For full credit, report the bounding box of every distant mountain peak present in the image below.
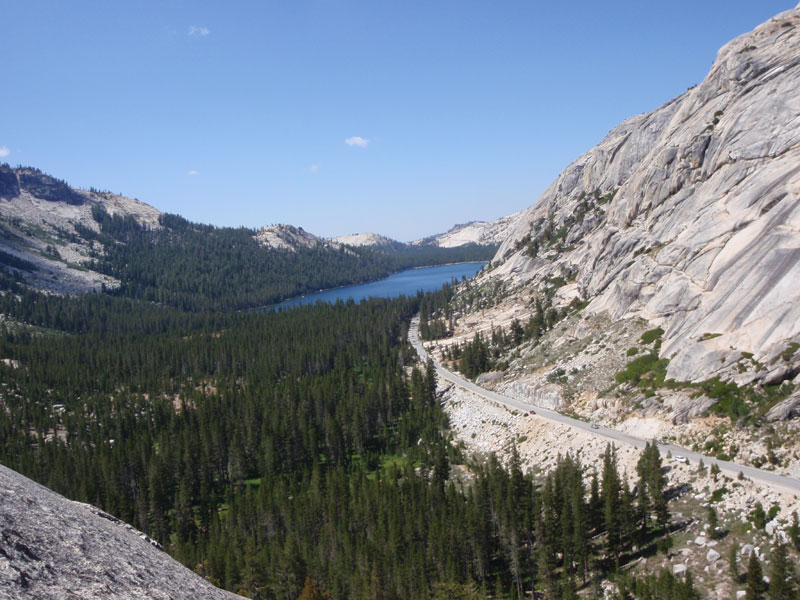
[330,232,403,249]
[254,223,342,251]
[413,210,524,248]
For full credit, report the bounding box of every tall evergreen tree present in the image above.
[602,445,622,566]
[746,551,767,600]
[768,541,794,600]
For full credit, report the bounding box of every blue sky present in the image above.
[2,1,795,241]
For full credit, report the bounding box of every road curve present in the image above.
[409,316,800,497]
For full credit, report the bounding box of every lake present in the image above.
[273,262,486,310]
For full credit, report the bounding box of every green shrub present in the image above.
[547,367,567,385]
[640,327,665,345]
[626,347,639,356]
[710,487,728,503]
[698,377,749,420]
[767,504,780,521]
[699,332,722,341]
[616,353,669,388]
[750,502,767,529]
[781,342,799,362]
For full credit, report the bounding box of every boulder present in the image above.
[500,381,564,410]
[706,549,721,563]
[765,392,800,421]
[476,371,505,384]
[673,564,688,577]
[766,519,779,536]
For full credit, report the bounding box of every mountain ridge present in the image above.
[0,165,503,298]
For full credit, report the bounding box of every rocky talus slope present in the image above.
[487,4,800,386]
[0,463,243,600]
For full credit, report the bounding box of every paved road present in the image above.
[409,316,800,497]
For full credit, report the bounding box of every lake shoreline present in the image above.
[269,261,486,311]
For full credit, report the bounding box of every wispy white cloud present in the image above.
[308,164,319,173]
[345,136,370,148]
[0,146,10,158]
[187,169,199,175]
[188,25,210,37]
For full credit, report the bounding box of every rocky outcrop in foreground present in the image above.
[0,463,242,600]
[488,4,800,385]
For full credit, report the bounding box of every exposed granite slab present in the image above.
[488,5,800,384]
[0,463,243,600]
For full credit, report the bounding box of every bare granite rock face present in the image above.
[0,166,162,294]
[329,231,404,249]
[765,390,800,421]
[486,5,800,385]
[0,463,243,600]
[254,223,343,251]
[413,210,526,248]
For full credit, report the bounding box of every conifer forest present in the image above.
[0,258,730,600]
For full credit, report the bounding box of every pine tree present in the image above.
[588,473,602,533]
[536,480,558,599]
[602,444,622,566]
[788,512,800,551]
[562,572,579,600]
[768,540,794,600]
[706,505,721,541]
[619,478,636,550]
[240,537,268,600]
[276,534,305,600]
[729,542,740,584]
[635,441,668,533]
[751,502,767,530]
[745,551,766,600]
[433,444,450,491]
[297,576,328,600]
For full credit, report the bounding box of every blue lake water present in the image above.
[273,262,486,310]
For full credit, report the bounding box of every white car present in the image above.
[674,455,688,464]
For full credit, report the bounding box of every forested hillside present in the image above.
[80,209,494,311]
[0,164,494,308]
[0,277,703,600]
